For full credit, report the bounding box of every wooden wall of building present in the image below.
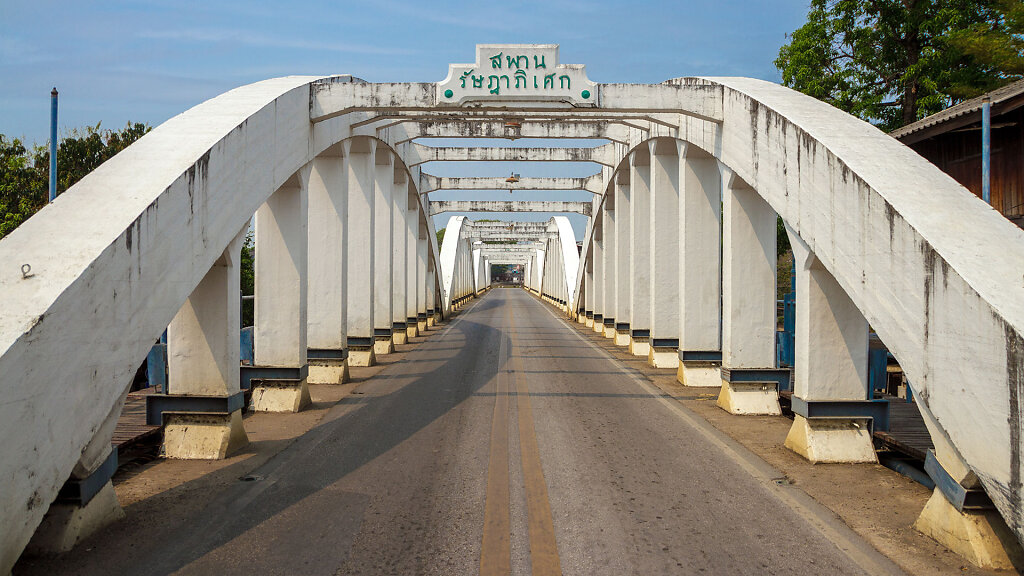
[908,107,1024,226]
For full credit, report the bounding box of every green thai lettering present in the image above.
[559,75,571,89]
[460,70,474,89]
[489,53,503,69]
[543,73,556,89]
[488,75,510,95]
[506,55,529,70]
[534,55,546,69]
[472,75,484,88]
[514,69,527,88]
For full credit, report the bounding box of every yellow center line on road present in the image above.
[480,295,562,576]
[509,303,564,576]
[481,304,512,576]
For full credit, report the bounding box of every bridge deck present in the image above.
[24,289,909,575]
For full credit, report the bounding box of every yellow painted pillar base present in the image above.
[392,329,408,346]
[915,488,1024,570]
[614,330,631,347]
[676,363,721,387]
[348,347,375,367]
[26,481,124,554]
[164,410,248,460]
[584,317,594,328]
[784,415,876,463]
[603,325,616,339]
[250,379,311,413]
[716,380,781,416]
[629,337,650,357]
[648,348,679,369]
[374,336,395,356]
[308,359,349,384]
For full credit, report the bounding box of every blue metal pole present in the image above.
[49,87,58,202]
[982,96,991,205]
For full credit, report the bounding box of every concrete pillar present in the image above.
[676,147,723,387]
[601,195,616,338]
[613,172,632,345]
[591,215,605,334]
[717,170,781,416]
[783,231,876,463]
[584,248,595,327]
[416,223,428,332]
[427,258,438,326]
[373,148,395,356]
[345,138,376,366]
[406,187,421,338]
[648,139,681,368]
[391,166,409,346]
[26,389,128,554]
[629,148,652,356]
[252,166,311,412]
[307,148,349,385]
[163,229,249,458]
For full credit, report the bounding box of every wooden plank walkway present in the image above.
[111,387,160,450]
[873,394,934,462]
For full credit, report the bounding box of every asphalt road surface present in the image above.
[26,288,905,575]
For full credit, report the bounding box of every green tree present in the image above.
[949,0,1024,76]
[776,0,1021,131]
[0,122,151,239]
[436,227,446,247]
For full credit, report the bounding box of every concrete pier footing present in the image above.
[677,362,721,387]
[648,347,678,369]
[374,336,395,356]
[629,336,650,357]
[915,489,1024,570]
[164,410,248,460]
[25,481,124,555]
[392,327,408,346]
[716,380,781,416]
[614,329,630,347]
[307,359,349,385]
[250,379,311,412]
[348,347,375,367]
[783,415,876,463]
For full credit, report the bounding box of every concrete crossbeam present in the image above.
[406,143,616,166]
[420,174,602,195]
[429,200,592,217]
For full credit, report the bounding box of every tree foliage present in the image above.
[0,122,151,238]
[776,0,1022,131]
[948,0,1024,77]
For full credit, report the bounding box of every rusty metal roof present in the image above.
[890,78,1024,144]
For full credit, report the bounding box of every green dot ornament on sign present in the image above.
[444,89,454,98]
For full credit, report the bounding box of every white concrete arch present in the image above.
[572,78,1024,547]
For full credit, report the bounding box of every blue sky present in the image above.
[0,0,810,236]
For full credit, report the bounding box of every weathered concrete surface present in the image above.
[429,200,592,217]
[914,489,1024,570]
[163,411,248,460]
[24,482,124,555]
[784,415,877,464]
[420,174,602,195]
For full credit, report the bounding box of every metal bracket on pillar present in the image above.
[374,328,393,338]
[55,449,118,506]
[616,322,630,332]
[679,350,722,364]
[651,338,679,349]
[593,314,604,323]
[924,450,995,511]
[721,367,792,392]
[585,311,594,319]
[603,317,615,327]
[631,329,649,338]
[308,349,349,361]
[789,396,890,433]
[392,321,408,330]
[240,364,309,391]
[145,391,247,426]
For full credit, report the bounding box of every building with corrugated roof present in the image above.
[891,79,1024,227]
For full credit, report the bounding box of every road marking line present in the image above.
[509,302,563,576]
[537,297,905,576]
[481,296,512,576]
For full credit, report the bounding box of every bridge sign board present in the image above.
[437,44,598,107]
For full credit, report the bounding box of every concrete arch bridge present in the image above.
[2,44,1023,573]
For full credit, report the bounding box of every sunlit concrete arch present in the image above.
[0,75,447,570]
[571,77,1024,550]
